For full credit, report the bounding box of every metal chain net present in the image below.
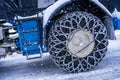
[48,11,108,73]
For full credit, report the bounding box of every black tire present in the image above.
[48,11,108,73]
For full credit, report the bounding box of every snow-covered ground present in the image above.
[0,31,120,80]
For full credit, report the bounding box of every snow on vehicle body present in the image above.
[0,0,119,73]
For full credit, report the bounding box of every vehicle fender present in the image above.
[43,0,115,40]
[43,0,111,27]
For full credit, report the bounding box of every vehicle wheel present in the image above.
[48,11,108,73]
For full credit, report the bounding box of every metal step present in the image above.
[22,29,38,33]
[23,42,39,46]
[16,18,43,59]
[26,54,42,60]
[24,44,42,60]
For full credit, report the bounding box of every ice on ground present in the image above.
[0,31,120,80]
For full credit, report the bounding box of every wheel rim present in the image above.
[66,30,95,58]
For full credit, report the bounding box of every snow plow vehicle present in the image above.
[0,0,120,73]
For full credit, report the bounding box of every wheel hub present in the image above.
[66,30,95,58]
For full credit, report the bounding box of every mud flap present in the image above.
[104,16,116,40]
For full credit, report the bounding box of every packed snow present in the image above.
[14,13,43,20]
[0,30,120,80]
[3,22,13,27]
[112,8,120,19]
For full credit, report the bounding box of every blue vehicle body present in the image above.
[14,19,48,57]
[113,18,120,30]
[17,20,42,56]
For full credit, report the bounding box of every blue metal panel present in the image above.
[17,20,42,56]
[23,32,39,43]
[23,44,40,55]
[118,20,120,30]
[21,21,37,31]
[113,18,120,30]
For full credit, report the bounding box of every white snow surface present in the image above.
[3,22,13,27]
[112,8,120,19]
[14,13,43,20]
[0,30,120,80]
